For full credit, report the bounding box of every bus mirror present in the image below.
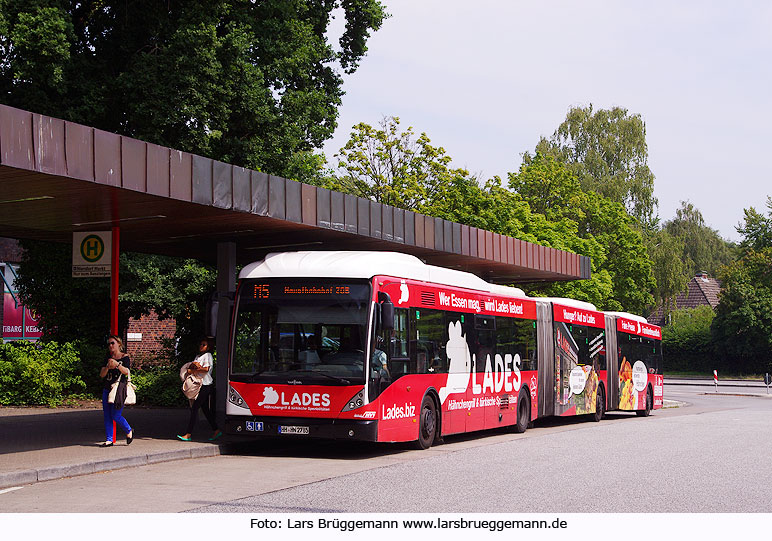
[378,292,394,331]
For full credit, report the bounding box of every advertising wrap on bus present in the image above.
[615,316,663,411]
[226,251,663,449]
[551,303,605,417]
[616,316,662,340]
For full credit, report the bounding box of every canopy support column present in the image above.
[215,241,236,431]
[110,226,120,335]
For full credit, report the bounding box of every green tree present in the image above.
[711,248,772,373]
[15,239,113,346]
[328,116,465,210]
[329,119,654,314]
[661,305,715,372]
[525,104,657,226]
[663,201,735,277]
[509,155,655,314]
[710,197,772,373]
[119,254,216,361]
[736,196,772,252]
[0,0,387,182]
[15,240,215,361]
[646,228,689,315]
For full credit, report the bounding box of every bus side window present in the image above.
[386,308,410,378]
[390,308,409,358]
[475,315,496,372]
[412,309,447,374]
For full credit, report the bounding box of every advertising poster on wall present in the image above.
[2,292,42,340]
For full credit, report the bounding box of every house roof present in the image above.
[648,273,722,325]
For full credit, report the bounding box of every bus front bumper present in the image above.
[225,416,378,442]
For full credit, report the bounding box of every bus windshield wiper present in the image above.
[290,370,351,385]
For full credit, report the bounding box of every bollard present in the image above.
[765,373,771,395]
[713,370,718,392]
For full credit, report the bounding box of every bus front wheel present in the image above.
[414,395,437,449]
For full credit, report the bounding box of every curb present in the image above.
[0,443,225,490]
[698,392,772,399]
[662,399,687,408]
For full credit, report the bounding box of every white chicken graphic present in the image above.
[439,321,471,404]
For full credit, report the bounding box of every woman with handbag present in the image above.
[177,337,222,442]
[99,335,133,447]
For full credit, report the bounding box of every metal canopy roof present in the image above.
[0,104,590,284]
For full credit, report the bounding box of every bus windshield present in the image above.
[230,279,371,385]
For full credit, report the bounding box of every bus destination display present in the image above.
[251,282,367,300]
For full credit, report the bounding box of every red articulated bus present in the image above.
[225,251,663,448]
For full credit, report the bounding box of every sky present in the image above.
[322,1,772,242]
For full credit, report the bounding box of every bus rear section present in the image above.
[604,313,664,416]
[533,298,607,422]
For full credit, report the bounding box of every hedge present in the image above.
[0,341,86,406]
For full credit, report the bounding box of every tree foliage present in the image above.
[526,104,657,226]
[509,154,655,313]
[663,201,735,277]
[15,239,112,345]
[327,116,464,210]
[646,228,689,312]
[0,0,387,181]
[328,120,654,314]
[4,1,386,367]
[736,196,772,252]
[660,306,715,372]
[709,197,772,373]
[15,240,215,360]
[711,248,772,372]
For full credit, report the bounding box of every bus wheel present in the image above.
[514,392,530,433]
[414,395,437,449]
[592,386,605,422]
[637,386,653,417]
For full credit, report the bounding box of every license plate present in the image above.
[278,425,309,435]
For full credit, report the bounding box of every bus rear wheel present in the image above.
[592,386,605,422]
[514,392,530,433]
[414,395,437,449]
[636,387,653,417]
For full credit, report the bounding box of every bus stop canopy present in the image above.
[0,104,590,284]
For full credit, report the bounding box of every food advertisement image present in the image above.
[619,358,648,410]
[554,322,599,416]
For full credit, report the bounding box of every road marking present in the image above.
[0,486,23,495]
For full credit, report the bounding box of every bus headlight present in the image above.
[227,385,252,415]
[341,390,365,412]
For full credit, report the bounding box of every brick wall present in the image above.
[126,310,176,364]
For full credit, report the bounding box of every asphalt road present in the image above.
[2,382,772,513]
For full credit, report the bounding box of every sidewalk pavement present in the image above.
[0,404,226,490]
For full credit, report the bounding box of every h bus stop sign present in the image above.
[72,231,111,278]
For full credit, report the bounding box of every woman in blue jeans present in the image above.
[99,335,133,447]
